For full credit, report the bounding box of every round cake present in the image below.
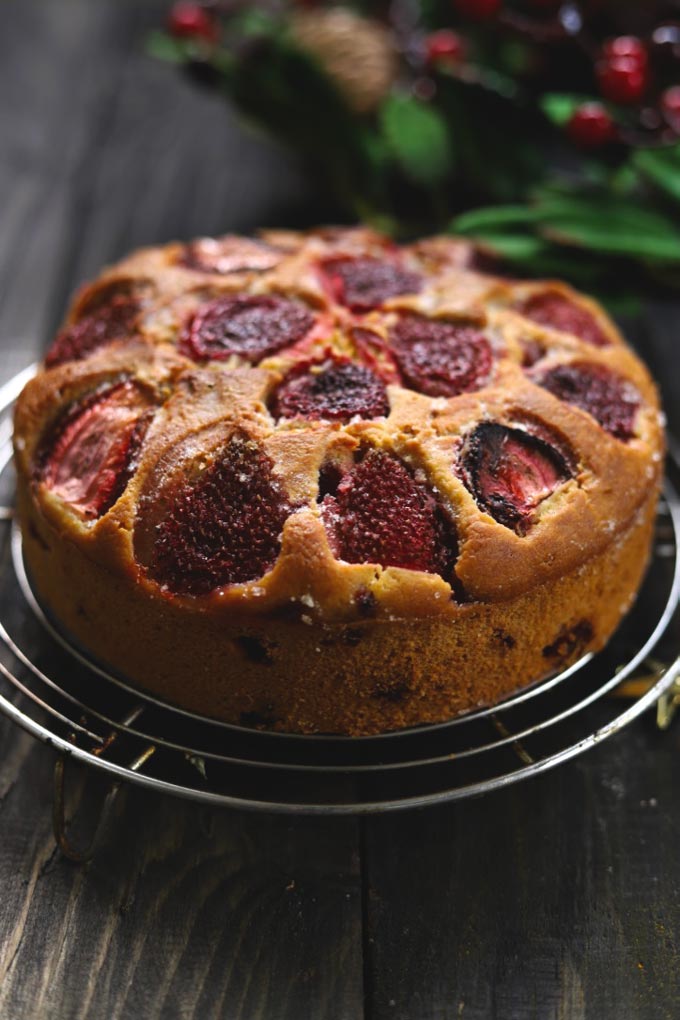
[13,227,664,735]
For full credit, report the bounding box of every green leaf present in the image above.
[449,218,606,284]
[146,30,187,64]
[541,221,680,260]
[540,93,597,127]
[452,204,543,233]
[471,234,547,259]
[230,9,279,38]
[379,94,454,187]
[534,193,680,261]
[633,144,680,205]
[610,163,639,196]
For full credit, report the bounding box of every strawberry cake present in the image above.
[13,227,664,734]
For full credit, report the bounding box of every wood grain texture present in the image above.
[0,717,363,1020]
[0,4,362,1019]
[362,707,680,1020]
[1,2,680,1019]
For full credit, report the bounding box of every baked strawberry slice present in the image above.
[532,361,639,440]
[320,256,423,311]
[516,291,609,347]
[389,314,492,397]
[320,449,457,579]
[178,236,282,275]
[147,432,294,595]
[270,357,389,422]
[180,294,315,364]
[45,289,140,367]
[39,380,154,519]
[460,423,572,534]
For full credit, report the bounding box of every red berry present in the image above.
[321,257,423,312]
[270,357,389,423]
[320,449,457,578]
[661,86,680,130]
[46,286,140,367]
[425,30,466,68]
[566,103,616,148]
[167,3,217,42]
[602,36,648,69]
[597,57,648,105]
[180,294,315,364]
[39,382,154,520]
[517,291,609,347]
[147,432,294,595]
[452,0,502,20]
[389,314,492,398]
[460,423,572,534]
[532,361,640,440]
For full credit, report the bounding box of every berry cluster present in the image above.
[420,4,680,150]
[165,1,680,152]
[568,29,680,148]
[167,2,217,43]
[153,0,680,289]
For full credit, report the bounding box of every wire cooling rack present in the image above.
[1,365,679,857]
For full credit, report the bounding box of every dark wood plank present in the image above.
[362,706,680,1020]
[0,718,363,1020]
[0,0,141,370]
[0,0,323,369]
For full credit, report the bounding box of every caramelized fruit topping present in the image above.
[147,433,293,595]
[39,380,154,519]
[321,256,423,311]
[320,449,457,578]
[45,288,140,367]
[533,361,640,440]
[389,315,492,397]
[516,291,609,347]
[270,357,389,422]
[460,423,572,534]
[180,294,315,364]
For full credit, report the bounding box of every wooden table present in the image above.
[1,4,679,1018]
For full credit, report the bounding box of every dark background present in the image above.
[1,3,680,1018]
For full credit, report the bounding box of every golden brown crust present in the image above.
[12,227,665,734]
[18,472,657,735]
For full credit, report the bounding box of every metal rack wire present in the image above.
[1,365,679,855]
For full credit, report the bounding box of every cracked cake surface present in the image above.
[13,227,664,734]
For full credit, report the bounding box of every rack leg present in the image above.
[657,670,680,730]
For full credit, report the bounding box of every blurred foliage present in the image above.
[151,1,680,298]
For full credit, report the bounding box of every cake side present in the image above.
[17,470,657,734]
